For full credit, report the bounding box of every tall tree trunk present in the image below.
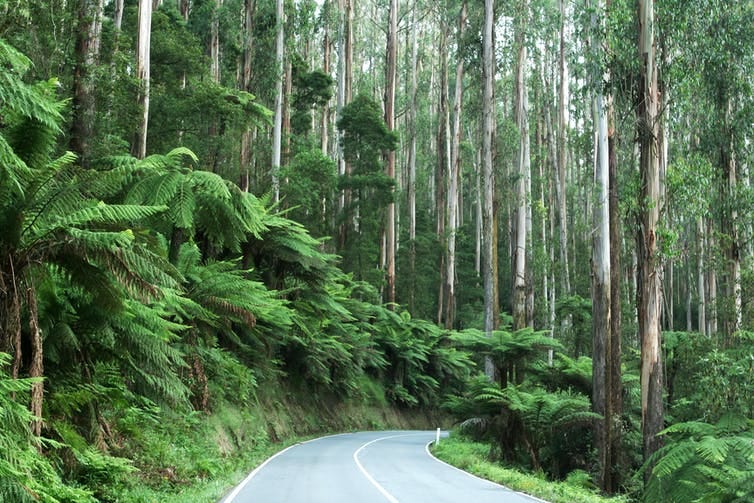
[637,0,664,473]
[210,0,221,83]
[321,0,332,156]
[271,0,284,201]
[384,0,397,307]
[591,0,621,491]
[114,0,124,31]
[436,20,450,325]
[71,0,104,167]
[556,0,571,296]
[707,218,718,335]
[178,0,189,20]
[607,85,622,493]
[512,1,528,332]
[723,98,741,342]
[408,0,418,313]
[482,0,498,379]
[132,0,152,159]
[697,216,706,333]
[591,2,611,488]
[445,1,467,328]
[239,0,256,191]
[336,0,353,249]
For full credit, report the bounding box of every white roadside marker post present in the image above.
[436,428,441,446]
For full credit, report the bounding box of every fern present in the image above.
[645,413,754,502]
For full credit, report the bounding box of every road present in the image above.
[221,430,543,503]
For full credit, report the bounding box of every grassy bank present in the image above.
[431,435,629,503]
[111,381,446,502]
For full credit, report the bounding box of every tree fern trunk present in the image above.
[27,286,43,437]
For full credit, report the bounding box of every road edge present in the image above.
[423,439,549,503]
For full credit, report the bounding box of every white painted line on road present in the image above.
[353,432,427,503]
[222,442,300,503]
[423,440,549,503]
[222,432,353,503]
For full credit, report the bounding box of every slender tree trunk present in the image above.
[436,20,450,325]
[114,0,124,31]
[707,217,717,334]
[239,0,255,191]
[178,0,189,20]
[590,0,612,487]
[210,0,222,82]
[512,1,528,331]
[723,98,741,342]
[557,0,571,296]
[321,0,332,156]
[697,216,706,333]
[27,287,43,437]
[271,0,284,201]
[71,0,104,167]
[383,0,397,307]
[475,143,483,274]
[482,0,498,379]
[607,85,622,493]
[408,0,418,312]
[132,0,152,159]
[336,0,353,249]
[445,1,467,328]
[637,0,664,473]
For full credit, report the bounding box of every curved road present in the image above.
[221,430,542,503]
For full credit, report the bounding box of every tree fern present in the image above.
[644,413,754,502]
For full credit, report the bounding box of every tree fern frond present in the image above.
[165,146,199,163]
[52,203,167,231]
[190,170,232,200]
[0,134,29,194]
[0,72,62,132]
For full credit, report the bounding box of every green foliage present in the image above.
[432,434,628,503]
[279,148,337,238]
[291,55,333,137]
[555,295,593,358]
[444,376,597,477]
[644,414,754,503]
[0,353,97,503]
[452,326,562,384]
[665,331,754,423]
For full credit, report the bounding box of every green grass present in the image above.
[431,435,629,503]
[112,381,445,502]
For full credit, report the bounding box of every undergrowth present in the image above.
[112,379,441,502]
[431,434,630,503]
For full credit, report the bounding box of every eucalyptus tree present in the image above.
[481,0,497,379]
[444,0,468,329]
[588,0,619,490]
[71,0,104,167]
[512,0,530,332]
[133,0,152,159]
[271,0,284,201]
[337,94,398,288]
[637,0,664,470]
[240,0,256,191]
[384,0,398,306]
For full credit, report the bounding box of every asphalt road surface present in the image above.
[221,430,543,503]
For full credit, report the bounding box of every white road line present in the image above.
[353,432,426,503]
[222,432,352,503]
[423,440,549,503]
